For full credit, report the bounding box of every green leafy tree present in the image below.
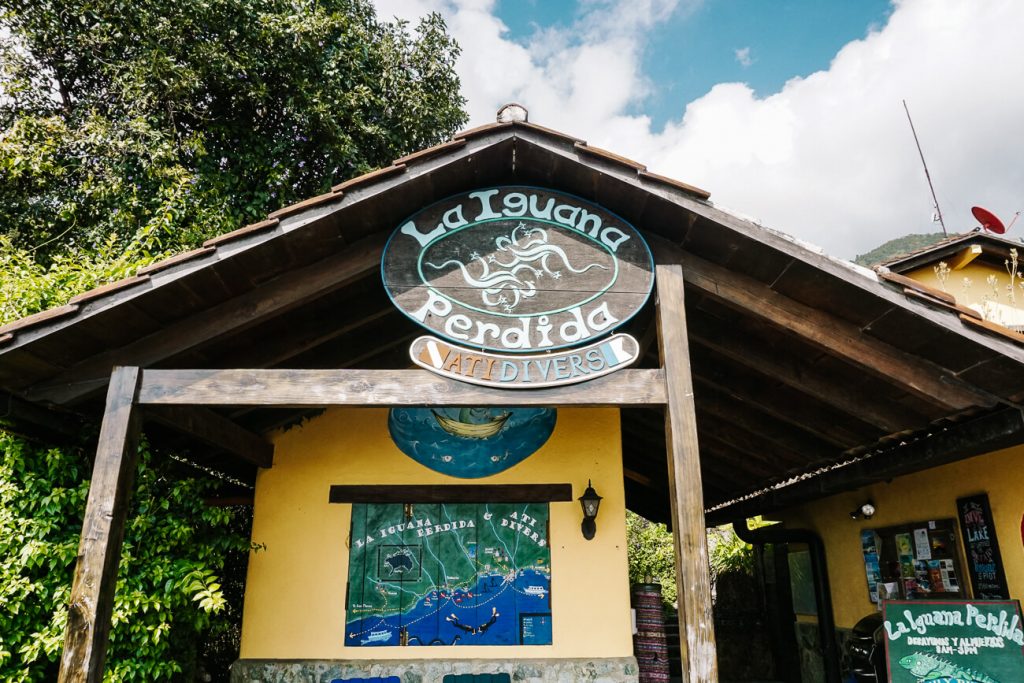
[0,0,466,263]
[625,511,678,607]
[708,517,773,577]
[0,433,253,682]
[0,1,466,679]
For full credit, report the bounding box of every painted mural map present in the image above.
[345,502,552,647]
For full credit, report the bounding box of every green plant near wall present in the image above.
[625,511,678,607]
[0,432,254,681]
[707,517,773,578]
[0,1,467,677]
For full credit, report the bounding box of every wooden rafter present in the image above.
[25,234,387,406]
[690,349,880,448]
[144,405,273,468]
[687,307,930,432]
[674,251,997,412]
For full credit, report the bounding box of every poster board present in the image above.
[957,493,1010,600]
[864,520,964,601]
[882,600,1024,682]
[345,502,552,646]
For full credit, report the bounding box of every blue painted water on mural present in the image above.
[388,407,556,478]
[344,568,551,646]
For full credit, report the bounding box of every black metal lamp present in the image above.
[578,480,603,540]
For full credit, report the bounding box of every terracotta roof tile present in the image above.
[69,275,151,304]
[513,121,585,145]
[903,289,981,319]
[877,270,956,305]
[0,304,79,336]
[392,139,468,166]
[638,169,711,201]
[203,218,280,248]
[137,246,217,275]
[455,121,513,140]
[961,313,1024,345]
[574,142,646,171]
[331,164,407,193]
[267,191,343,220]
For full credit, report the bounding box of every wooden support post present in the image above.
[656,264,718,682]
[58,367,143,683]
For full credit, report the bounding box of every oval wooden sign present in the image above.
[382,186,654,353]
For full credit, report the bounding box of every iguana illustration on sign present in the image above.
[882,600,1024,683]
[382,186,653,355]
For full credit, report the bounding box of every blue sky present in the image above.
[497,0,893,129]
[373,0,1024,258]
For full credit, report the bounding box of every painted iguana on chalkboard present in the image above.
[898,652,998,683]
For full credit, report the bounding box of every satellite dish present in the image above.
[971,206,1006,234]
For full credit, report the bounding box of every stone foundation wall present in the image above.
[231,657,639,683]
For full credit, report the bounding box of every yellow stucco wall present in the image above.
[239,406,633,660]
[778,444,1024,629]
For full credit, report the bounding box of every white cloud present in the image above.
[734,46,753,68]
[374,0,1024,258]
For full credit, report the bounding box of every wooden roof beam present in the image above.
[144,406,273,468]
[687,309,929,432]
[706,406,1024,525]
[690,348,880,448]
[676,251,996,412]
[136,368,668,407]
[23,234,387,406]
[692,383,837,467]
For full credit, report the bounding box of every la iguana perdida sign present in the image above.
[382,186,652,388]
[883,600,1024,682]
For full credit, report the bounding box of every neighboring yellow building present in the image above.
[769,230,1024,678]
[888,231,1024,331]
[779,443,1024,629]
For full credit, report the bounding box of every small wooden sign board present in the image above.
[409,334,640,389]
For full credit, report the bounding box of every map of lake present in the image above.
[345,503,552,646]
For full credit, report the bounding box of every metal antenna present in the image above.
[903,99,947,236]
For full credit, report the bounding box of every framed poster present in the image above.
[957,493,1010,600]
[882,600,1024,682]
[866,520,964,601]
[345,502,552,646]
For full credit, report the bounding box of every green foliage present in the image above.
[0,0,466,264]
[0,3,467,678]
[0,432,253,681]
[853,232,947,267]
[707,517,772,577]
[625,511,677,607]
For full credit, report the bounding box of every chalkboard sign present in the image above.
[882,600,1024,683]
[957,494,1010,600]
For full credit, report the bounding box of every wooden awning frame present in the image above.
[58,264,720,683]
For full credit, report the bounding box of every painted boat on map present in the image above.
[430,408,511,439]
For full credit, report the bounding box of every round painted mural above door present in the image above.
[387,407,557,478]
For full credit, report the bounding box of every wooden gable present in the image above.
[2,121,1024,524]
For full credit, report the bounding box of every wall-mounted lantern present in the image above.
[579,480,603,540]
